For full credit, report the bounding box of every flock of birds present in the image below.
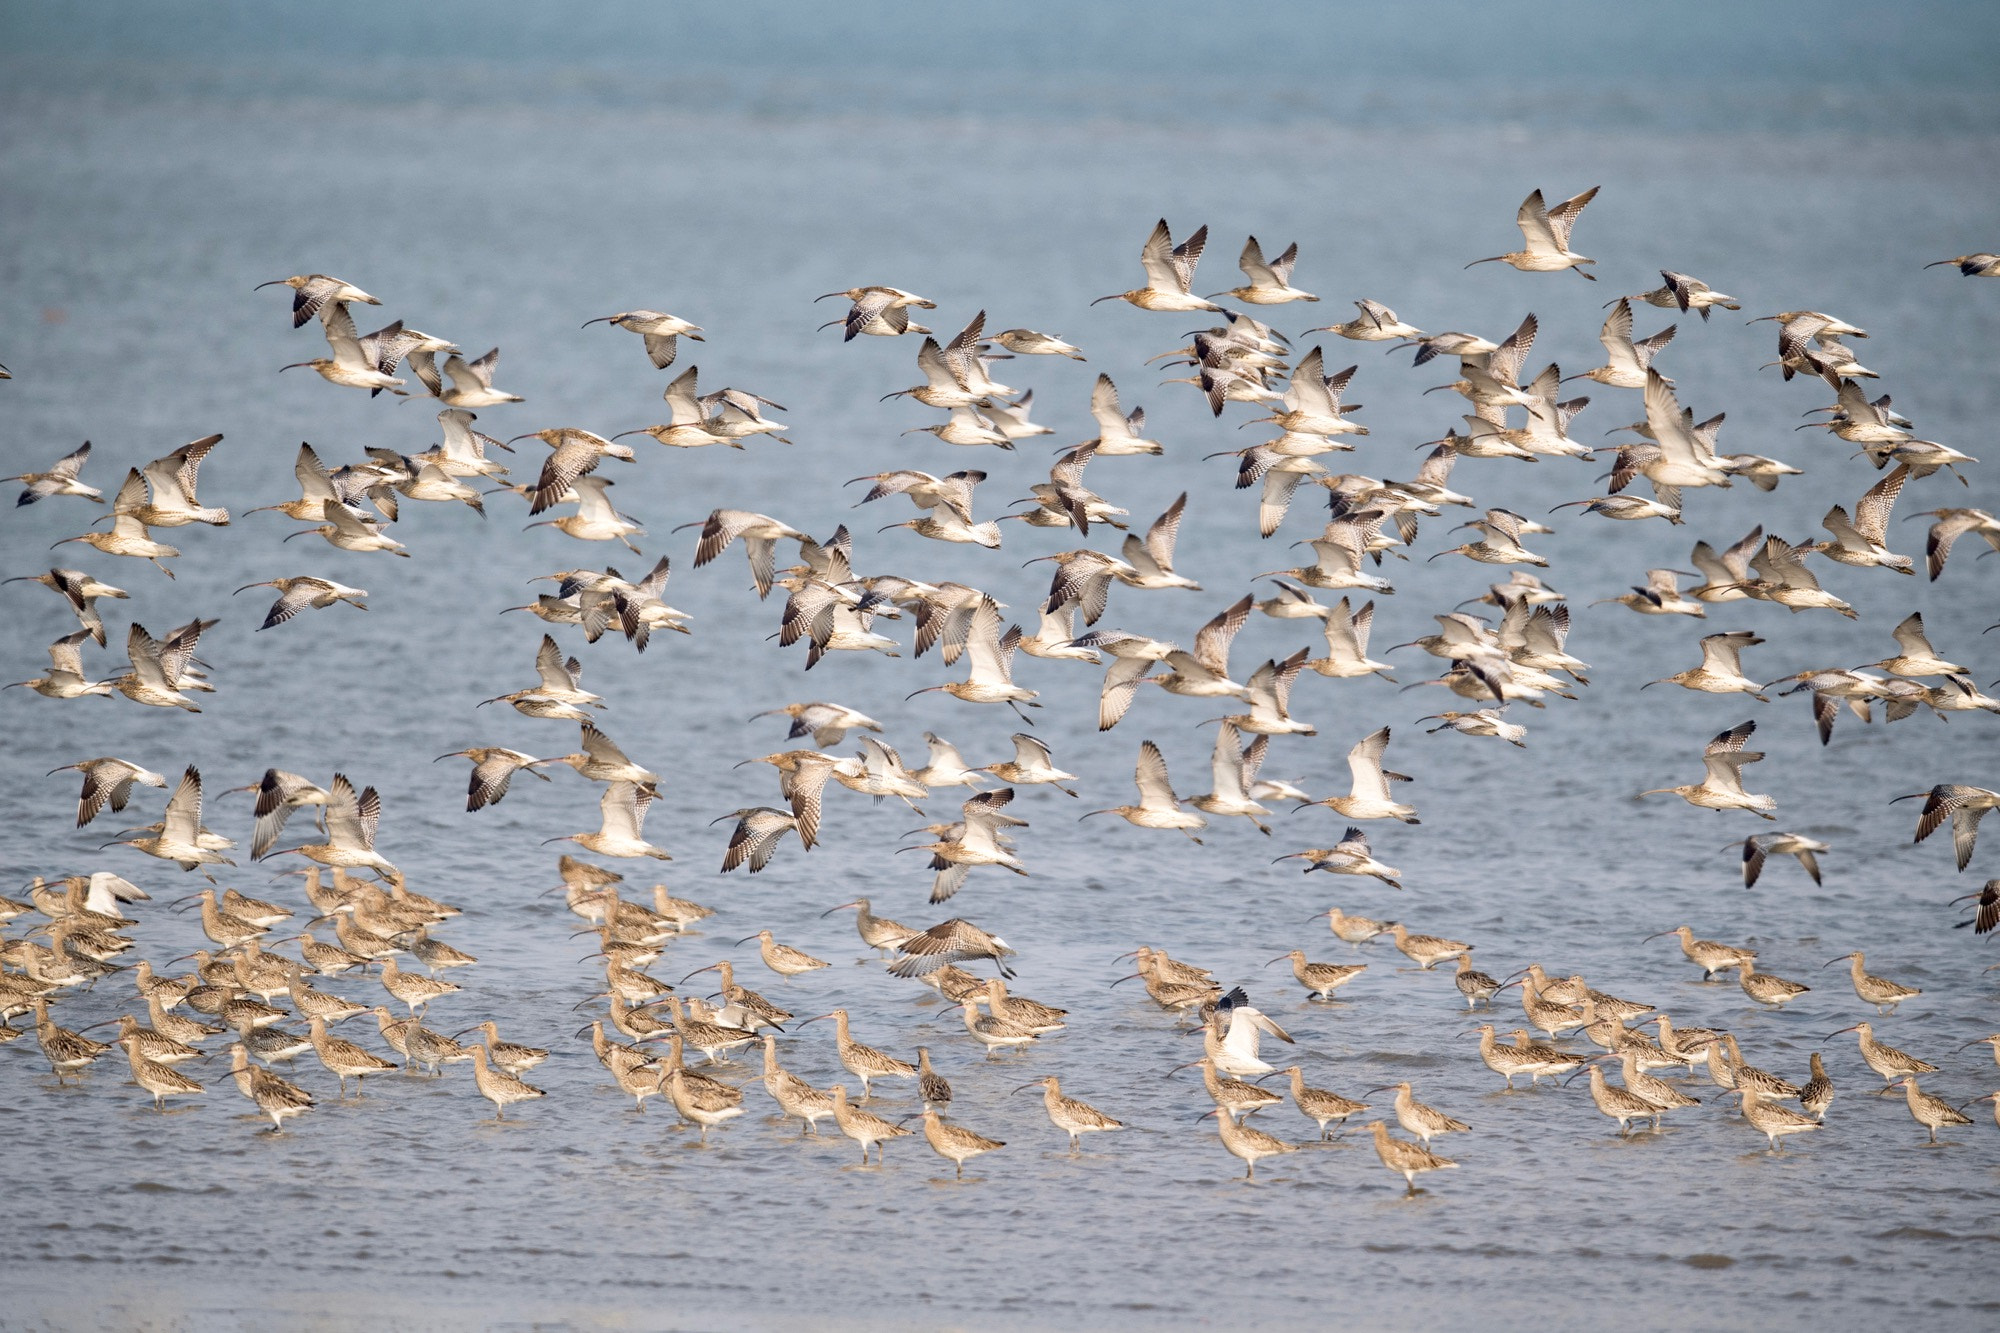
[6,192,2000,1190]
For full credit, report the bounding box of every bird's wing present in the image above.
[1099,657,1155,731]
[1600,299,1637,371]
[1191,594,1251,676]
[1143,492,1187,573]
[323,774,364,848]
[915,337,963,392]
[1544,186,1598,250]
[1851,464,1908,545]
[1237,235,1276,288]
[1346,727,1392,802]
[1699,632,1752,677]
[124,623,169,689]
[1513,188,1558,255]
[962,598,1011,685]
[45,630,89,677]
[1138,218,1180,291]
[1133,740,1177,809]
[661,366,705,424]
[161,767,204,844]
[1087,373,1126,436]
[1891,612,1933,660]
[580,723,632,767]
[1704,719,1757,756]
[1209,723,1250,801]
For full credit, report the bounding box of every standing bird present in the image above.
[1367,1120,1457,1194]
[1200,1107,1298,1180]
[918,1109,1005,1180]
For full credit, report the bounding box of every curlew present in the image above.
[1893,784,2000,871]
[1646,925,1754,980]
[1887,1077,1972,1144]
[1639,719,1775,820]
[1264,950,1366,1001]
[1726,1086,1822,1152]
[919,1109,1005,1180]
[1737,833,1829,888]
[1466,186,1599,278]
[1297,727,1418,824]
[830,1084,911,1164]
[1016,1075,1125,1152]
[801,1010,915,1099]
[1737,959,1810,1008]
[1201,1107,1298,1180]
[1387,923,1469,970]
[1827,1022,1936,1088]
[1368,1120,1457,1194]
[1277,826,1404,889]
[1094,218,1221,312]
[1822,952,1921,1015]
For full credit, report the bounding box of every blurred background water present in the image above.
[3,4,1999,1329]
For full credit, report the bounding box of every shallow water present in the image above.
[3,36,2000,1331]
